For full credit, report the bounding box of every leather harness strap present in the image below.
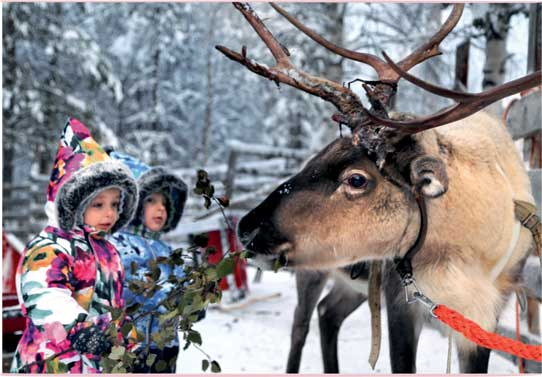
[368,261,382,370]
[366,188,428,369]
[514,200,541,261]
[366,195,538,369]
[394,188,429,285]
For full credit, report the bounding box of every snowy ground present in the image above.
[176,267,534,374]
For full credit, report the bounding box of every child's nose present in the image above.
[106,206,117,218]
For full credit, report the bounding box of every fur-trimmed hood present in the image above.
[110,152,187,233]
[46,118,138,233]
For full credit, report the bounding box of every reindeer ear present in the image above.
[410,155,448,198]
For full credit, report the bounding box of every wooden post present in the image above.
[527,3,541,74]
[224,150,238,200]
[454,39,470,91]
[529,132,541,169]
[523,7,542,356]
[526,4,542,170]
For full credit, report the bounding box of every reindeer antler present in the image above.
[361,53,542,133]
[216,3,469,128]
[216,3,367,130]
[218,3,542,162]
[270,3,464,84]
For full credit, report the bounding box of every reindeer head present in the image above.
[238,136,425,269]
[218,3,541,270]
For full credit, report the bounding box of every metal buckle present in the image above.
[413,291,438,317]
[402,278,419,304]
[402,279,437,317]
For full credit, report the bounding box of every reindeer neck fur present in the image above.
[398,111,533,347]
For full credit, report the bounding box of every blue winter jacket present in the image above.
[108,151,189,350]
[111,226,186,348]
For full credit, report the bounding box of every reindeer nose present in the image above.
[239,227,260,246]
[238,205,263,241]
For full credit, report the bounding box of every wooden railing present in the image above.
[172,140,310,221]
[2,177,49,243]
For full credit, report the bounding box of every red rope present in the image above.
[433,304,542,362]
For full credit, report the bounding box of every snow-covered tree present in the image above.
[2,3,122,182]
[2,2,533,243]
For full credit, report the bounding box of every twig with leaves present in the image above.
[21,169,245,374]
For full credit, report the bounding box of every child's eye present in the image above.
[112,202,120,209]
[92,202,103,208]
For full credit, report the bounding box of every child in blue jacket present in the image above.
[108,152,187,373]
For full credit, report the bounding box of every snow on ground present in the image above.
[177,267,525,374]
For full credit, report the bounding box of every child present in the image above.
[11,118,138,373]
[108,152,188,373]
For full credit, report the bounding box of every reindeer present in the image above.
[286,264,369,373]
[217,3,541,373]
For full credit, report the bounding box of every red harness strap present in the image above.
[433,304,542,362]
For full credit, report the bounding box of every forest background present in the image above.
[3,2,534,242]
[2,2,540,374]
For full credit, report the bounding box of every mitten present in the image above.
[69,325,112,355]
[196,309,206,322]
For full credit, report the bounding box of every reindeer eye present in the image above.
[347,174,367,188]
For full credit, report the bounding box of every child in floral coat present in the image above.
[11,118,138,373]
[109,152,187,373]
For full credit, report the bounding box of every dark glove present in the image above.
[132,347,156,373]
[196,309,206,322]
[69,325,112,355]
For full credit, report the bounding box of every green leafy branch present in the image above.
[24,170,246,373]
[100,169,246,373]
[18,349,73,373]
[99,240,240,372]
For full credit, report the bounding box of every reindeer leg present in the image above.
[317,280,367,373]
[385,268,423,373]
[286,270,328,373]
[458,346,491,373]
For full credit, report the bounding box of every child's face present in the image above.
[83,188,121,232]
[143,192,168,232]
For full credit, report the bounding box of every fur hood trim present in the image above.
[135,167,187,232]
[110,152,187,233]
[47,118,138,232]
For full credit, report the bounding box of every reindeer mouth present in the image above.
[272,242,294,267]
[248,254,279,270]
[238,221,294,267]
[273,241,292,254]
[245,242,294,271]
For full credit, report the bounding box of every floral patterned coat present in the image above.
[10,118,137,373]
[11,226,126,373]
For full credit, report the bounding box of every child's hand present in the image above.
[195,309,206,322]
[69,325,112,355]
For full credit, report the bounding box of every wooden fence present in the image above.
[172,140,310,221]
[2,177,49,243]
